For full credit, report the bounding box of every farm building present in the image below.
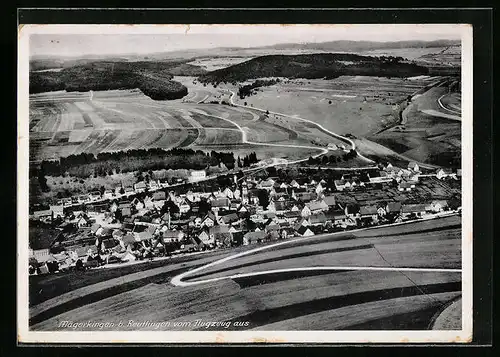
[190,170,206,182]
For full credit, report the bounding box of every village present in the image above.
[28,161,462,276]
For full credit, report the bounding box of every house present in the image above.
[49,205,64,218]
[89,191,101,201]
[309,213,327,226]
[401,204,428,218]
[131,197,144,210]
[436,168,454,180]
[211,198,230,211]
[222,187,234,199]
[296,192,316,202]
[103,190,114,199]
[29,248,51,264]
[344,203,360,218]
[209,225,232,247]
[296,225,314,237]
[386,202,402,215]
[201,212,216,227]
[32,210,53,222]
[143,196,155,209]
[162,230,184,243]
[219,212,239,225]
[283,210,301,223]
[259,179,275,190]
[359,205,379,221]
[120,207,132,218]
[369,171,391,183]
[322,195,337,208]
[198,229,215,246]
[315,183,324,194]
[301,205,312,218]
[148,180,159,190]
[306,200,329,214]
[328,143,339,150]
[428,200,449,213]
[190,170,206,182]
[289,180,300,188]
[237,205,248,214]
[124,186,134,195]
[243,231,267,245]
[398,181,414,192]
[135,225,157,242]
[134,181,147,193]
[408,162,420,172]
[76,214,90,228]
[152,191,166,201]
[90,223,103,236]
[178,198,191,214]
[279,182,289,189]
[334,179,347,191]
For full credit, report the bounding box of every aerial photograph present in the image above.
[25,25,463,334]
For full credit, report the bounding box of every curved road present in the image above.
[171,215,461,287]
[228,90,375,164]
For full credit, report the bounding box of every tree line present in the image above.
[307,149,358,166]
[35,148,241,179]
[238,79,280,99]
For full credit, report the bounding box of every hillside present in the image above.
[29,61,207,100]
[198,53,429,85]
[257,40,461,52]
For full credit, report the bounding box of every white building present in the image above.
[190,170,206,182]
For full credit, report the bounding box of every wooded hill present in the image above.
[198,53,429,85]
[29,61,206,100]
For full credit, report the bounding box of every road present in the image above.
[171,214,461,287]
[229,90,375,164]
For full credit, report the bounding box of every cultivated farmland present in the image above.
[29,87,345,163]
[30,216,461,331]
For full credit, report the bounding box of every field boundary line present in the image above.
[171,214,461,287]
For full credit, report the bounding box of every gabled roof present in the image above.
[283,211,301,218]
[306,200,329,211]
[202,212,216,222]
[297,225,312,235]
[387,202,402,212]
[212,198,230,207]
[244,231,266,241]
[309,213,327,225]
[345,203,360,214]
[401,204,428,213]
[220,212,239,224]
[323,195,337,206]
[359,205,378,216]
[90,223,101,233]
[152,191,166,200]
[163,230,183,239]
[209,225,230,235]
[134,181,147,189]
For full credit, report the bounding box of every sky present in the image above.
[27,24,465,58]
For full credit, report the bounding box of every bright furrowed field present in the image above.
[29,216,461,331]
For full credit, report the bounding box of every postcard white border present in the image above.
[17,24,473,344]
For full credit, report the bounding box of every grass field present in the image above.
[30,216,461,331]
[29,88,335,162]
[230,76,433,138]
[367,85,461,168]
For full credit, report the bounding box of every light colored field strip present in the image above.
[171,215,462,287]
[228,90,374,164]
[437,94,461,116]
[421,109,461,121]
[197,94,210,104]
[173,266,461,287]
[190,107,328,160]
